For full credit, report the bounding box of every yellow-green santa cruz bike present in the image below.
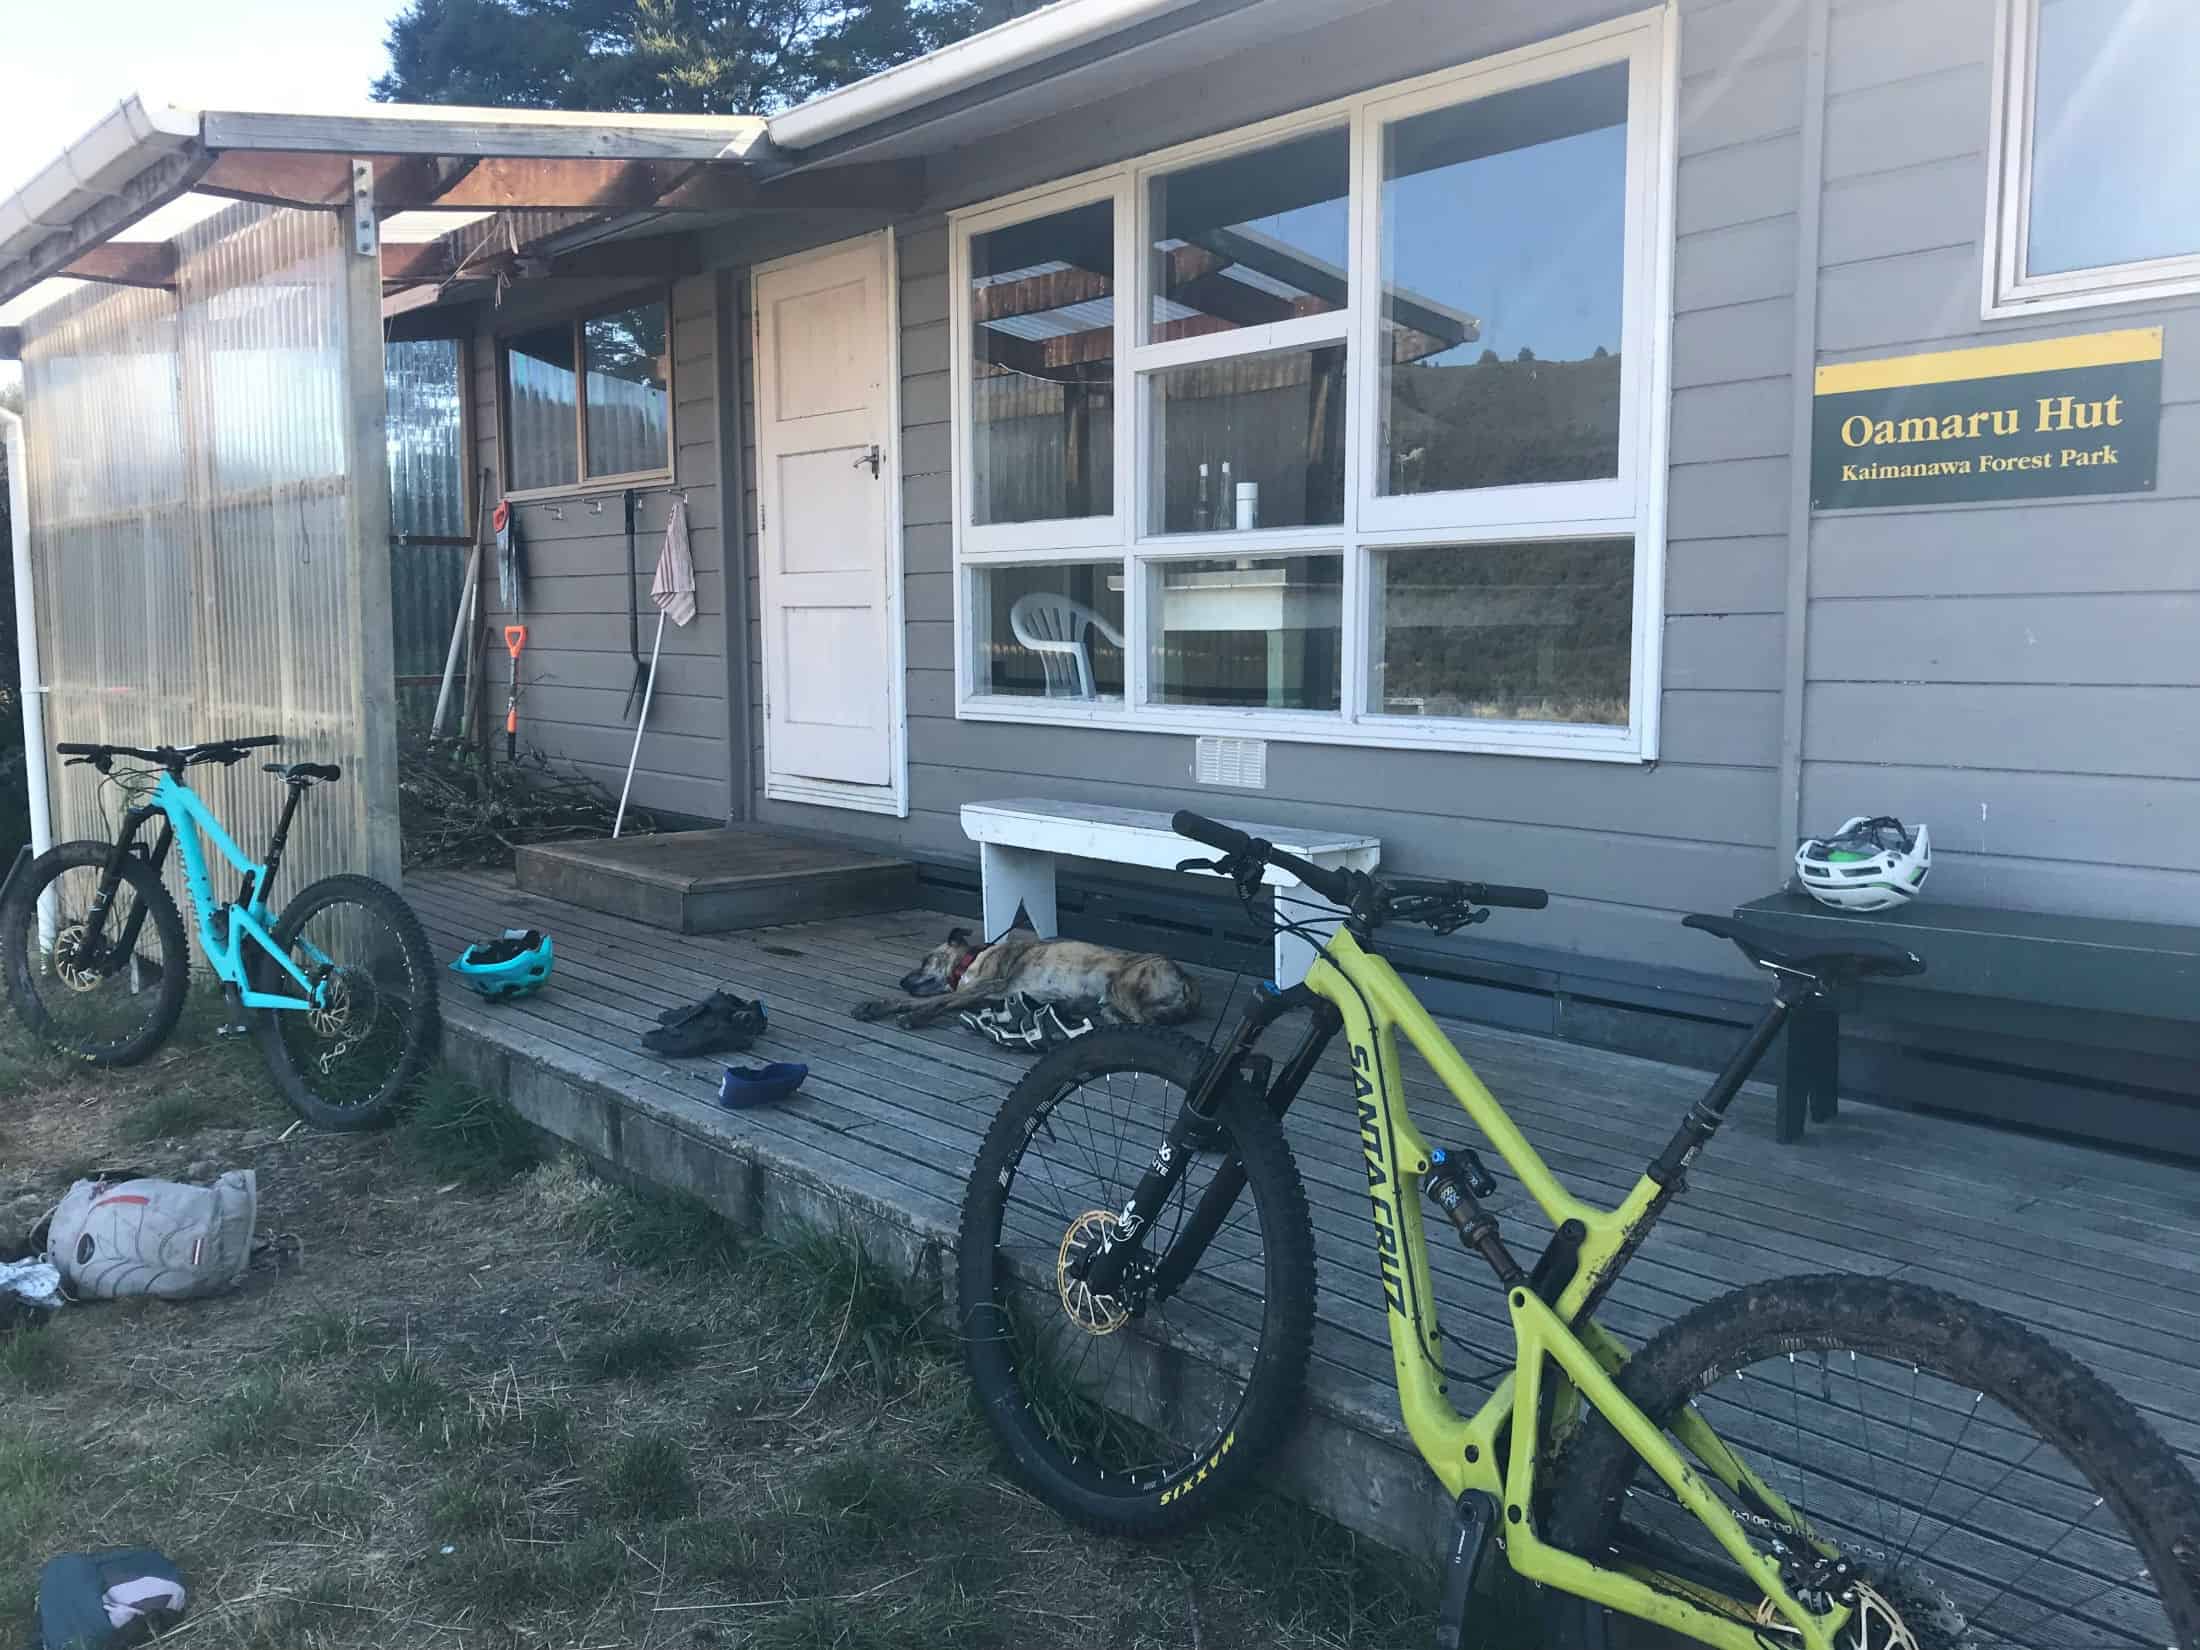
[957,812,2200,1650]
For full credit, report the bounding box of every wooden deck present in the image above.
[412,866,2200,1583]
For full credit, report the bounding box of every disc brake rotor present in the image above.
[1057,1210,1131,1336]
[51,925,103,992]
[1752,1575,1960,1650]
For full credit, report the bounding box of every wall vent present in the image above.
[1195,736,1267,789]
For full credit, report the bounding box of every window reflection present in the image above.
[1372,539,1631,725]
[583,303,670,479]
[505,324,578,493]
[1380,64,1628,496]
[2029,0,2200,275]
[970,201,1116,525]
[1147,128,1350,342]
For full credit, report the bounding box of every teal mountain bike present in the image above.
[1,737,440,1130]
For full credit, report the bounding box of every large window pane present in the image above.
[1371,539,1631,725]
[970,201,1116,525]
[505,324,578,492]
[584,301,670,478]
[1148,345,1347,534]
[1149,555,1342,711]
[973,561,1125,700]
[2028,0,2200,276]
[1379,64,1628,496]
[1148,128,1350,343]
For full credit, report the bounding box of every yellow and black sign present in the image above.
[1811,328,2161,510]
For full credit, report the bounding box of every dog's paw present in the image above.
[850,998,901,1023]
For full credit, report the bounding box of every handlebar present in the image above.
[57,735,282,773]
[1170,810,1549,927]
[1171,810,1357,906]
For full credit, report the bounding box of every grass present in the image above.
[0,1028,1443,1649]
[0,1322,66,1392]
[394,1068,542,1188]
[580,1319,702,1381]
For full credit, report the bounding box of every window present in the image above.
[950,12,1672,760]
[499,295,672,493]
[1986,0,2200,315]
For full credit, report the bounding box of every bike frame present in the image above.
[109,772,323,1011]
[1296,926,1850,1650]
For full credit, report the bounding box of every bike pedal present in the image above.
[217,985,250,1038]
[1434,1490,1502,1650]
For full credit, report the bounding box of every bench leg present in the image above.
[1806,1008,1841,1124]
[1778,1004,1839,1143]
[980,843,1058,940]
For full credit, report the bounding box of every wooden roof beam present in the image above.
[60,241,179,288]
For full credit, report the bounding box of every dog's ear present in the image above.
[947,927,972,947]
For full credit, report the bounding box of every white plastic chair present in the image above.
[1009,591,1125,700]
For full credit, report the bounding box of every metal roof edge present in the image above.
[768,0,1202,149]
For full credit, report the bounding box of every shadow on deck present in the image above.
[412,867,2200,1569]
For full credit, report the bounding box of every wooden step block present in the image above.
[515,827,917,934]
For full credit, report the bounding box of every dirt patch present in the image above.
[0,1014,1434,1648]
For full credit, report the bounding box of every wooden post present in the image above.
[339,189,403,887]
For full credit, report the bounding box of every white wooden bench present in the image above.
[960,798,1381,988]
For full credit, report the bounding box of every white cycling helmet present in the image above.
[1794,816,1930,912]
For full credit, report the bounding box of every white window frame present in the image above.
[948,7,1676,763]
[1983,0,2200,319]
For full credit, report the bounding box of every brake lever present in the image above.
[1175,855,1228,875]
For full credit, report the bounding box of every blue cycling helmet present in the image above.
[450,929,553,999]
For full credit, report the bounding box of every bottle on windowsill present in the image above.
[1217,461,1233,530]
[1193,461,1211,533]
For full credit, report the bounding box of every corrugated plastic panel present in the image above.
[22,201,390,922]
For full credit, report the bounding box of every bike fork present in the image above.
[1085,986,1340,1299]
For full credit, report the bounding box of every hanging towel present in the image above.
[652,500,697,628]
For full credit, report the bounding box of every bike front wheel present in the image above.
[957,1027,1315,1538]
[252,873,439,1131]
[1544,1275,2200,1649]
[1,839,189,1066]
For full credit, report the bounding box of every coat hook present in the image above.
[589,497,605,515]
[546,502,564,521]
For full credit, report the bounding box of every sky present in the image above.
[0,0,399,199]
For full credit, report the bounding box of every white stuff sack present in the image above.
[44,1171,257,1301]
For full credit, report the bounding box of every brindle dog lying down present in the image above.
[853,925,1200,1030]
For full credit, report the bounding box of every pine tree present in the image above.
[374,0,1030,113]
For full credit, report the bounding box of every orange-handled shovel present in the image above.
[503,625,528,761]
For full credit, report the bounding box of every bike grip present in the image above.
[1470,883,1549,910]
[54,742,96,755]
[1171,810,1253,856]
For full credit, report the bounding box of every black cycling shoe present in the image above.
[654,989,750,1028]
[642,992,766,1057]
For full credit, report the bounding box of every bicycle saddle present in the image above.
[263,761,342,784]
[1682,913,1925,980]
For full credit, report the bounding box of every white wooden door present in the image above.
[755,235,899,803]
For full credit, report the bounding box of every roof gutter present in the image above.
[768,0,1202,149]
[0,97,199,247]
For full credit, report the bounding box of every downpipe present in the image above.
[1,404,54,943]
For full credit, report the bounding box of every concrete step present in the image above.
[515,826,918,934]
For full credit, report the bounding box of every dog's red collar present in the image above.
[947,951,975,989]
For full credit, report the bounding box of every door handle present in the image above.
[853,443,882,478]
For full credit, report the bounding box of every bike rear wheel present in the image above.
[1,840,189,1066]
[252,873,439,1131]
[957,1027,1315,1537]
[1544,1275,2200,1649]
